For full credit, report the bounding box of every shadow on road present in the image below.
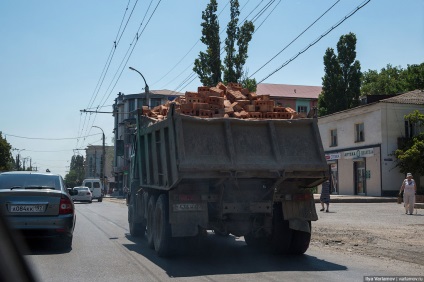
[123,232,347,278]
[21,238,72,255]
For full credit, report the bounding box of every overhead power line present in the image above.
[5,133,102,141]
[258,0,372,84]
[77,0,139,151]
[250,0,341,78]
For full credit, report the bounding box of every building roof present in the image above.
[125,89,183,99]
[319,89,424,119]
[256,83,322,99]
[380,89,424,105]
[149,89,184,96]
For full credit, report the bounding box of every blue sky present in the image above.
[1,0,423,177]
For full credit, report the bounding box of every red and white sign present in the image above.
[325,153,341,161]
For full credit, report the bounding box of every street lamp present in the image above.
[12,149,25,170]
[129,66,149,108]
[92,126,106,193]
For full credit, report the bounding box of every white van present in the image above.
[82,179,103,202]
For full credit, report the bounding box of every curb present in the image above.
[104,195,398,204]
[313,195,397,203]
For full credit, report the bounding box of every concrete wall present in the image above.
[380,102,424,194]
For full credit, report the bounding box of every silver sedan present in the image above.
[71,186,92,203]
[0,171,76,250]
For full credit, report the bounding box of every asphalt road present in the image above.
[23,200,424,282]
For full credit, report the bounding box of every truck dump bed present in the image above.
[133,106,328,190]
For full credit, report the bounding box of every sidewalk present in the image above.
[104,194,398,204]
[314,194,397,203]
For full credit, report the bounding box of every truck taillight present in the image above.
[59,196,74,214]
[293,193,313,201]
[178,194,200,202]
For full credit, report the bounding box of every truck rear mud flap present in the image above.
[281,199,317,233]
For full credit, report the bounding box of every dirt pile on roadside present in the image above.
[311,221,424,266]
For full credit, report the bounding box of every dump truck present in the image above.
[127,104,328,257]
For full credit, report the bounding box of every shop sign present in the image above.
[343,148,374,159]
[325,153,341,160]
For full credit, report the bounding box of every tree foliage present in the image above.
[65,155,85,187]
[194,0,255,86]
[193,0,221,86]
[394,110,424,177]
[240,73,257,92]
[318,33,362,116]
[0,132,13,171]
[361,63,424,95]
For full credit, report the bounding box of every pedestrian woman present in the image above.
[320,180,331,212]
[399,173,417,215]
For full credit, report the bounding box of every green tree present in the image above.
[318,33,362,116]
[194,0,255,86]
[394,110,424,187]
[361,63,424,95]
[0,132,13,171]
[193,0,221,86]
[240,71,257,92]
[65,155,85,187]
[404,63,424,90]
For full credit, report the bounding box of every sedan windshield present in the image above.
[75,188,90,192]
[0,174,61,191]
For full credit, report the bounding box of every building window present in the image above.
[151,98,162,107]
[128,100,135,117]
[137,99,142,109]
[330,129,337,147]
[355,123,364,142]
[297,106,308,113]
[404,120,416,138]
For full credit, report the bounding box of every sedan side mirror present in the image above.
[67,188,78,196]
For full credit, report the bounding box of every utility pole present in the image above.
[92,126,106,194]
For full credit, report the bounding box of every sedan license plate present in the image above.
[10,205,45,213]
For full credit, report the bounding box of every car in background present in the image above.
[71,186,92,203]
[82,178,103,202]
[0,171,77,250]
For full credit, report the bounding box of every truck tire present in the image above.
[289,222,311,255]
[153,194,172,257]
[146,196,156,249]
[129,204,146,238]
[271,203,292,254]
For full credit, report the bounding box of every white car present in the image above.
[81,179,103,202]
[72,187,92,203]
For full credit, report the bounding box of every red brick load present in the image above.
[144,82,299,120]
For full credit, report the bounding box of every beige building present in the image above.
[318,90,424,196]
[84,145,114,180]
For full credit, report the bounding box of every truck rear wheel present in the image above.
[129,204,145,237]
[289,222,311,255]
[153,194,172,257]
[271,203,292,254]
[146,196,156,249]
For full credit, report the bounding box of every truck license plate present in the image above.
[10,205,45,213]
[173,203,203,211]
